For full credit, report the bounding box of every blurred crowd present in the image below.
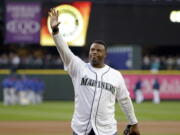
[142,55,180,71]
[0,52,63,69]
[1,51,180,70]
[1,74,45,106]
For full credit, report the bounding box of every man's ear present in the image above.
[104,51,107,58]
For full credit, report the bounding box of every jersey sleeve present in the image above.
[116,71,138,125]
[53,32,85,78]
[116,72,129,100]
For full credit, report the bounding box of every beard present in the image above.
[89,54,105,68]
[90,58,98,65]
[89,56,102,67]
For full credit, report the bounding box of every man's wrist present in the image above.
[52,24,59,35]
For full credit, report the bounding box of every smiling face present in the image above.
[89,43,106,68]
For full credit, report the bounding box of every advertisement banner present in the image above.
[123,74,180,100]
[5,2,41,43]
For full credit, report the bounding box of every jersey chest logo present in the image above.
[80,77,116,94]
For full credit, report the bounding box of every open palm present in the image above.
[48,8,60,28]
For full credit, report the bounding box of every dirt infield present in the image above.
[0,121,180,134]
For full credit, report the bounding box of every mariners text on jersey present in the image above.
[80,76,116,94]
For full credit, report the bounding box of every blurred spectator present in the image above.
[0,54,9,68]
[134,79,144,104]
[33,56,43,69]
[175,56,180,70]
[126,59,133,69]
[15,75,28,105]
[9,52,20,71]
[142,56,150,69]
[44,54,53,68]
[166,56,175,70]
[32,78,45,104]
[2,74,18,105]
[159,56,166,70]
[51,56,63,69]
[150,56,160,73]
[20,55,34,69]
[152,78,160,104]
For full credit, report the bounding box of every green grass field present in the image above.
[0,101,180,121]
[0,101,180,135]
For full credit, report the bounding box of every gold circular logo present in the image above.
[48,5,83,42]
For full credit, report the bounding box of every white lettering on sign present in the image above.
[6,20,40,34]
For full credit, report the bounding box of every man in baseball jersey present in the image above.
[49,8,140,135]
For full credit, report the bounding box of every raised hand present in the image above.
[48,8,60,29]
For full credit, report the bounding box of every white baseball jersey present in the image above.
[53,33,138,135]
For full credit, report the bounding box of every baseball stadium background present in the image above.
[0,0,180,135]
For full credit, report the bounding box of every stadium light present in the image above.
[170,10,180,23]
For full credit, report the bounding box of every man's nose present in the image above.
[92,50,97,54]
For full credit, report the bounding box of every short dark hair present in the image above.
[92,40,107,50]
